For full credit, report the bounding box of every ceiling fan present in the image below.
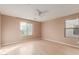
[35,9,48,17]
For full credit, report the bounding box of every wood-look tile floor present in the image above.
[0,40,79,55]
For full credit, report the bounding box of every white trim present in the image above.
[44,39,79,49]
[2,38,41,46]
[2,40,23,46]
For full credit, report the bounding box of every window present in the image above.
[20,22,32,37]
[65,19,79,38]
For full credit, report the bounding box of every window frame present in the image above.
[20,22,33,37]
[64,18,79,38]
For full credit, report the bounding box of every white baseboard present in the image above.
[44,39,79,49]
[2,40,22,46]
[2,38,41,46]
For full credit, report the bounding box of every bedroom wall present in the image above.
[42,13,79,47]
[0,13,1,48]
[2,15,41,46]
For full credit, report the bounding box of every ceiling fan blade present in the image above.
[35,9,48,16]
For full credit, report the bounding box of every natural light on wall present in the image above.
[20,22,32,37]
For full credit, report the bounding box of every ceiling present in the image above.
[0,4,79,22]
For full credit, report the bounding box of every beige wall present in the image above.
[42,13,79,47]
[1,13,79,47]
[2,15,41,46]
[0,13,1,47]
